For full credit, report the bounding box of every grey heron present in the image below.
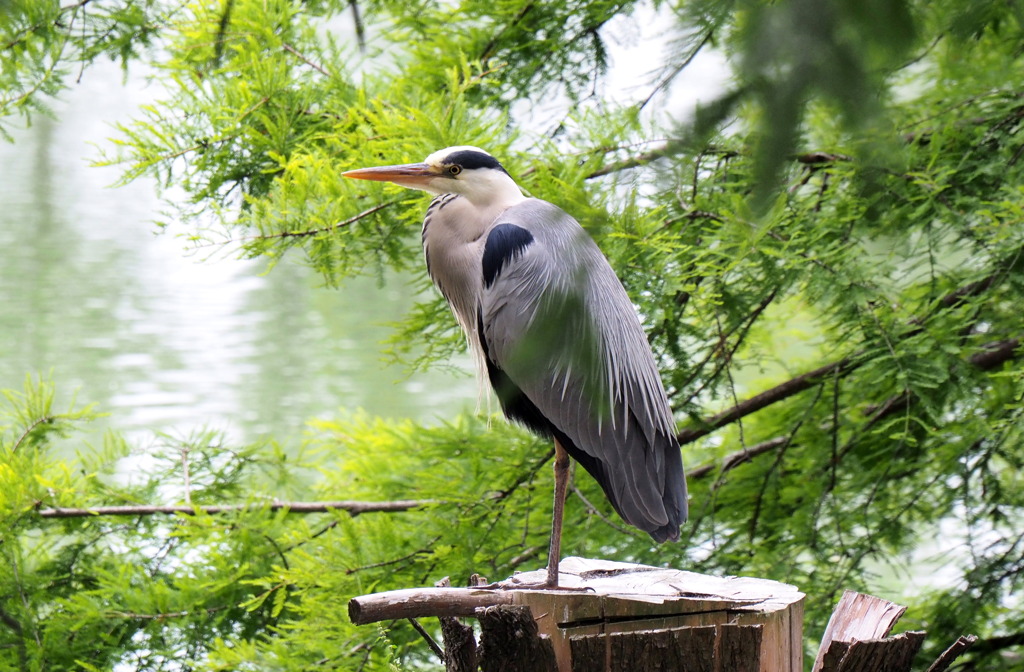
[343,146,687,587]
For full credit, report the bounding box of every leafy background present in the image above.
[2,0,1023,670]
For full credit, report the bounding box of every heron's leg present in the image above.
[546,439,571,588]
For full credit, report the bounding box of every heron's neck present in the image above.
[460,170,527,210]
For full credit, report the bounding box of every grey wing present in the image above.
[478,200,688,541]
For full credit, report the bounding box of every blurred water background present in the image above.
[0,60,477,451]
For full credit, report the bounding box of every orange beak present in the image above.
[341,162,441,188]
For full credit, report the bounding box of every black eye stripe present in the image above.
[442,150,509,175]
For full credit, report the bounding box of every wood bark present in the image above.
[476,605,557,672]
[435,577,478,672]
[819,631,926,672]
[568,623,762,672]
[570,625,717,672]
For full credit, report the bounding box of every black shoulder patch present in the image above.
[482,223,534,288]
[443,150,509,174]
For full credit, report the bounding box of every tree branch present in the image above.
[675,261,1018,447]
[968,338,1020,370]
[282,43,332,77]
[688,436,791,479]
[36,499,437,518]
[965,631,1024,656]
[925,634,978,672]
[637,29,715,111]
[677,355,860,446]
[11,415,56,453]
[251,201,396,240]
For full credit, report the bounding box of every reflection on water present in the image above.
[0,63,475,447]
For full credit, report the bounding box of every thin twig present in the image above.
[252,201,396,240]
[282,43,332,77]
[407,617,445,662]
[638,30,714,111]
[344,536,442,575]
[11,415,55,453]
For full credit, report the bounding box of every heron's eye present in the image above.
[448,165,462,176]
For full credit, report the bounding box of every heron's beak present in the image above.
[341,162,441,188]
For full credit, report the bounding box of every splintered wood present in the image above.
[812,590,977,672]
[349,557,804,672]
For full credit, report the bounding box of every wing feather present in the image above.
[479,199,688,541]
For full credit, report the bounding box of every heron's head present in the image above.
[343,146,524,207]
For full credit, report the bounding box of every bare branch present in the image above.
[348,0,366,51]
[36,499,437,518]
[349,587,513,626]
[968,338,1020,370]
[344,536,443,575]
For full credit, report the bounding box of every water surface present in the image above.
[0,64,475,450]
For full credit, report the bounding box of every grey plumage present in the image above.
[343,145,687,547]
[470,199,687,541]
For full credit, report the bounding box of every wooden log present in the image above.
[476,605,557,672]
[717,623,765,672]
[348,587,512,625]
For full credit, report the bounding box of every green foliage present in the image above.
[3,0,1024,669]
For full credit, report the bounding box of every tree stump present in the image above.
[349,556,804,672]
[350,560,979,671]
